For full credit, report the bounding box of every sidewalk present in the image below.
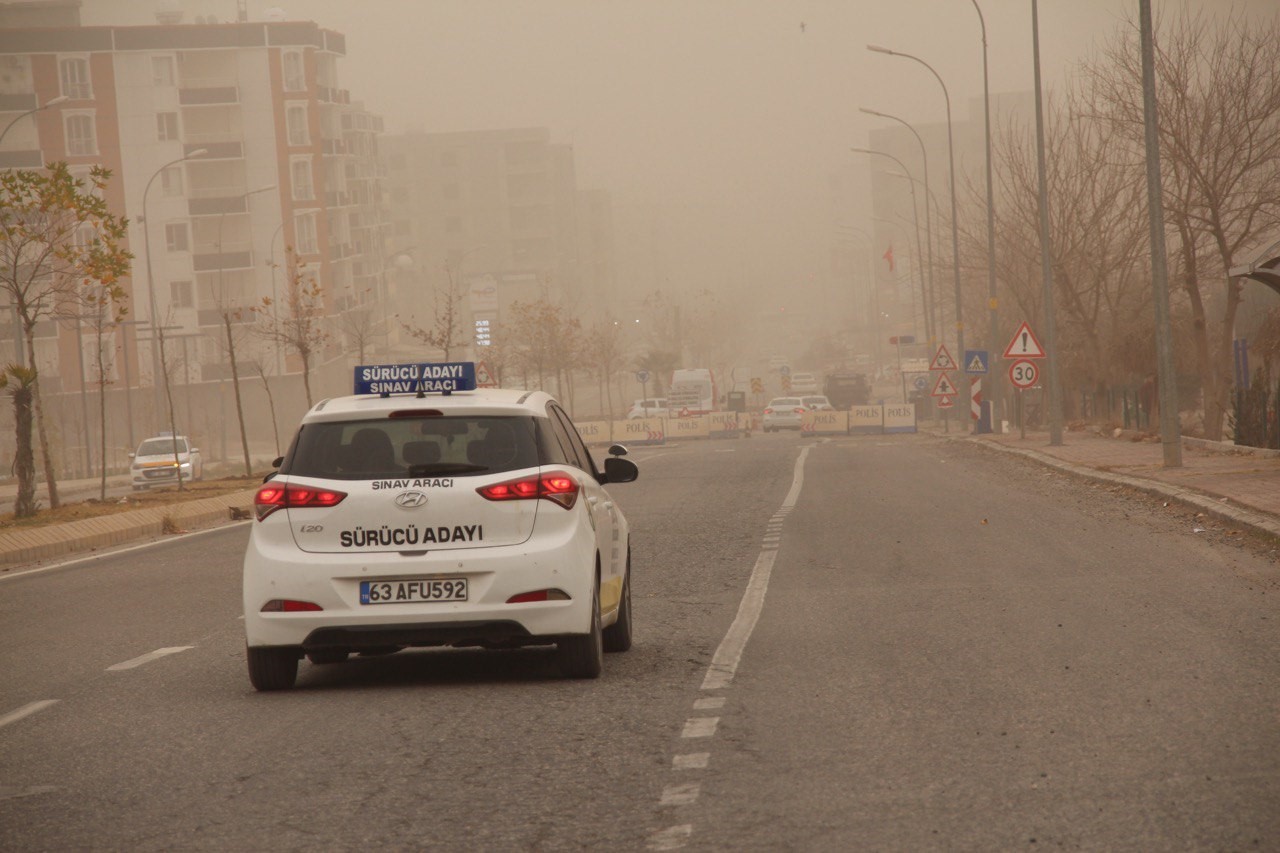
[956,426,1280,541]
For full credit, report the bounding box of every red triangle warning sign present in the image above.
[930,372,957,397]
[936,395,955,409]
[1002,322,1046,359]
[930,345,956,371]
[475,360,496,387]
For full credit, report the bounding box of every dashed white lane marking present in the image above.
[0,699,58,730]
[681,717,719,738]
[107,646,193,671]
[673,753,709,769]
[648,825,693,850]
[660,783,701,806]
[649,444,812,850]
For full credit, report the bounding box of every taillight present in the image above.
[477,471,580,509]
[260,599,323,612]
[793,407,805,414]
[506,588,571,604]
[254,485,348,521]
[764,408,774,415]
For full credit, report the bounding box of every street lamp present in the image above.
[858,108,937,349]
[852,147,933,349]
[866,45,966,375]
[141,148,207,437]
[218,184,276,477]
[0,94,68,147]
[969,0,1001,433]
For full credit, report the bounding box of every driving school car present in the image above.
[242,361,639,690]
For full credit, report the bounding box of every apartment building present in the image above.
[0,9,388,461]
[382,127,616,356]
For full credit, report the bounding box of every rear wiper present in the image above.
[407,462,488,476]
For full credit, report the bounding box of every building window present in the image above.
[156,112,179,142]
[165,222,189,253]
[295,213,318,255]
[282,50,305,92]
[161,165,183,197]
[291,157,313,200]
[152,55,175,87]
[286,104,309,146]
[59,56,91,99]
[170,280,194,309]
[64,113,96,156]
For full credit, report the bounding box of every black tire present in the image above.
[602,562,632,653]
[306,649,349,665]
[247,646,299,691]
[558,576,603,678]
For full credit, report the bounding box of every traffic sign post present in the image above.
[636,369,650,408]
[1003,321,1046,360]
[1009,359,1039,440]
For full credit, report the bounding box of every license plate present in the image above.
[360,578,468,605]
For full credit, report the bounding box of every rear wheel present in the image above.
[558,576,603,678]
[247,646,299,691]
[602,561,632,653]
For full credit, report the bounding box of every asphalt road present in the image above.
[1,433,1277,851]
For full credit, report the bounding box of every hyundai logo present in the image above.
[394,491,428,508]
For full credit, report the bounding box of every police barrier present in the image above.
[883,403,917,434]
[708,411,742,438]
[612,417,667,446]
[574,420,609,446]
[800,410,849,436]
[850,405,885,435]
[668,414,711,440]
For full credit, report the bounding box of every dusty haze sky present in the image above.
[80,0,1277,320]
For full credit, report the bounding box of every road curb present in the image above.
[959,436,1280,543]
[0,489,258,568]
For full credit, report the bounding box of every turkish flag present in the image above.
[882,244,895,272]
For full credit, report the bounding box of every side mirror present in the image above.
[272,456,284,468]
[128,452,135,459]
[607,444,629,457]
[190,447,199,454]
[601,456,638,484]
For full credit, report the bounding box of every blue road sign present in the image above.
[636,369,650,383]
[913,374,929,391]
[964,349,990,375]
[779,365,791,376]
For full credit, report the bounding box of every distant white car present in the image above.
[801,395,834,411]
[130,434,202,490]
[627,398,668,419]
[762,397,806,432]
[789,372,819,394]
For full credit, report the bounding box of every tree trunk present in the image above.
[11,380,36,518]
[25,332,59,508]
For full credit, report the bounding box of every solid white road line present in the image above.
[0,699,58,730]
[699,445,810,691]
[107,646,193,671]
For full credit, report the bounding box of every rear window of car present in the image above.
[282,416,540,480]
[137,438,188,455]
[770,398,801,407]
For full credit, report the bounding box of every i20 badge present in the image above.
[395,491,429,508]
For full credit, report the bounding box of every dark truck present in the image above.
[823,372,871,410]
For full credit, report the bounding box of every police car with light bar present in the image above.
[242,361,639,690]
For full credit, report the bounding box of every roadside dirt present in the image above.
[0,477,260,532]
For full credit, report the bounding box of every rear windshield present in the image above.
[770,398,801,407]
[282,416,540,480]
[137,438,188,455]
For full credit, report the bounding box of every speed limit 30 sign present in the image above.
[1009,359,1039,389]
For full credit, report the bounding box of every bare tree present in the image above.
[0,365,37,517]
[582,319,628,419]
[255,252,329,408]
[337,285,381,366]
[0,163,130,510]
[1087,8,1280,438]
[74,279,127,499]
[399,259,466,361]
[247,357,283,458]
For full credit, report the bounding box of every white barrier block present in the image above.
[850,405,884,435]
[883,403,917,433]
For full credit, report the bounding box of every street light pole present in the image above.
[218,183,276,476]
[971,0,1002,433]
[1031,0,1064,445]
[141,148,206,481]
[859,108,937,350]
[867,45,965,379]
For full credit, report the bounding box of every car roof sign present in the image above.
[354,362,478,397]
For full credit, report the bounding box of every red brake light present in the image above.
[764,408,774,414]
[260,599,324,612]
[254,485,347,520]
[477,471,580,509]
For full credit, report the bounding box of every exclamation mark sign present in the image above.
[1021,331,1028,351]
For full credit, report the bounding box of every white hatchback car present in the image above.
[130,434,202,490]
[243,362,640,690]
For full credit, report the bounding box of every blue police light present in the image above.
[354,362,477,397]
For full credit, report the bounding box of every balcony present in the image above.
[0,93,37,112]
[184,140,242,160]
[321,138,346,156]
[178,86,240,107]
[317,86,350,105]
[324,190,351,208]
[197,307,254,330]
[193,242,253,272]
[0,150,43,169]
[188,196,248,216]
[328,242,353,261]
